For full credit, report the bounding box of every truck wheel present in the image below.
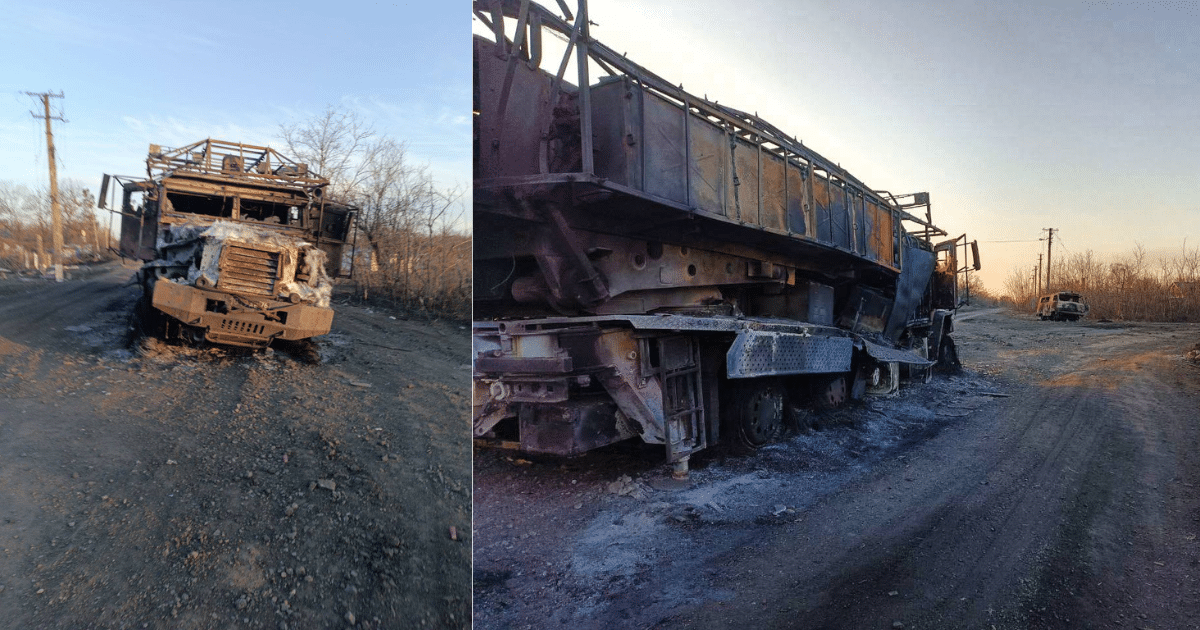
[181,326,208,348]
[277,338,322,364]
[129,295,164,343]
[730,379,784,448]
[811,374,848,410]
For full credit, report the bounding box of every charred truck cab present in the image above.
[472,0,980,475]
[100,139,355,348]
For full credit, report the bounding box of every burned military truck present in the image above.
[100,139,355,348]
[472,0,980,473]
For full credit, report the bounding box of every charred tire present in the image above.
[276,338,322,364]
[728,378,785,449]
[129,295,165,343]
[811,373,849,410]
[785,403,813,433]
[181,326,208,348]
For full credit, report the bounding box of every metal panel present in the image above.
[726,331,853,378]
[732,136,759,223]
[830,181,850,249]
[813,175,831,242]
[884,240,936,340]
[217,243,281,298]
[688,115,728,216]
[643,87,688,203]
[860,338,933,365]
[855,194,867,254]
[760,151,786,232]
[869,202,895,265]
[786,163,807,235]
[808,282,835,326]
[474,37,556,179]
[518,396,634,456]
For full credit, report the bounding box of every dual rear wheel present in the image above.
[726,374,851,449]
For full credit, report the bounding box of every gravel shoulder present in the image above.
[0,262,472,629]
[473,306,1200,629]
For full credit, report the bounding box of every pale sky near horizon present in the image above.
[474,0,1200,295]
[1,0,470,226]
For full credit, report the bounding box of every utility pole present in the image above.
[26,90,66,282]
[1042,227,1057,293]
[1031,267,1038,309]
[1036,253,1043,296]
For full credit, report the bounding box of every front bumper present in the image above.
[152,280,333,346]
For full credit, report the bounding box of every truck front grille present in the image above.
[218,244,280,298]
[219,318,267,335]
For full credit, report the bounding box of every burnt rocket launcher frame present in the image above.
[472,0,981,474]
[100,139,357,348]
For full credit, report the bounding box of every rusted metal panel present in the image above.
[829,180,850,249]
[517,396,635,456]
[119,209,158,261]
[813,174,831,242]
[688,113,729,216]
[151,279,335,347]
[786,162,808,235]
[216,243,282,298]
[474,37,557,179]
[760,151,787,232]
[884,237,936,340]
[731,135,759,223]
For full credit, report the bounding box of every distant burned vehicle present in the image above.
[100,139,355,347]
[1037,292,1088,322]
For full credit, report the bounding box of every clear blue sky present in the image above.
[1,0,470,223]
[475,0,1200,294]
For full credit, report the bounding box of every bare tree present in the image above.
[278,106,376,201]
[275,107,471,318]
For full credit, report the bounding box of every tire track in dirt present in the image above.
[640,313,1200,630]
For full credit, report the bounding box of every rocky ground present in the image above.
[473,306,1200,629]
[0,261,471,629]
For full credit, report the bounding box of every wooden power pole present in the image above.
[1043,227,1057,293]
[26,90,66,282]
[1036,253,1043,296]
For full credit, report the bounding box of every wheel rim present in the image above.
[814,375,847,409]
[739,383,783,447]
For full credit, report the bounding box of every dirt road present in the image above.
[473,307,1200,629]
[0,262,471,629]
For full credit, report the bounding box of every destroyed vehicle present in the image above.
[1037,292,1088,321]
[100,139,356,347]
[472,0,980,474]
